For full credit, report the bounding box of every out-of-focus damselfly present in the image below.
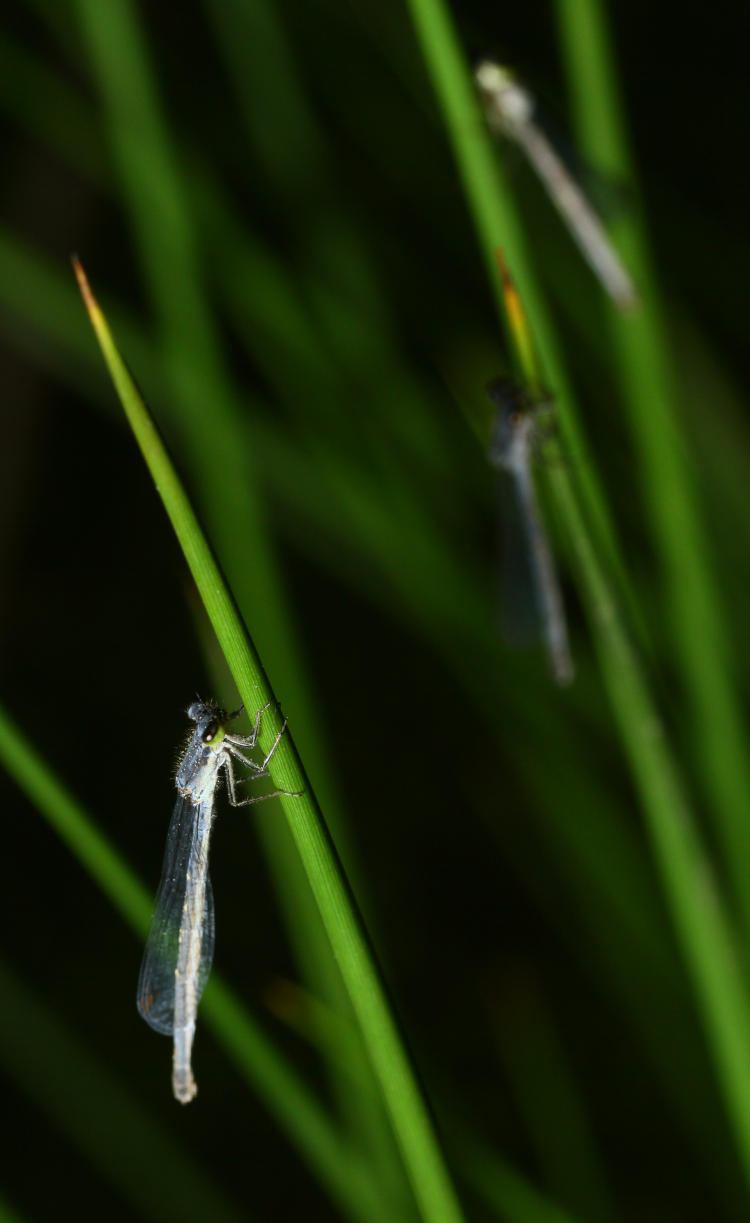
[137,700,299,1103]
[475,60,637,311]
[487,379,574,685]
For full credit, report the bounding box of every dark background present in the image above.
[1,1,749,1220]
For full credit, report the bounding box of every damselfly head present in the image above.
[487,377,525,412]
[186,700,227,744]
[486,379,531,469]
[475,60,533,128]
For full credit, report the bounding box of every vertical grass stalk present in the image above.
[73,260,466,1223]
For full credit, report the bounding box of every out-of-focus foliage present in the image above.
[1,0,750,1220]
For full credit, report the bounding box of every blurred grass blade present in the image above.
[73,259,466,1223]
[553,0,750,941]
[267,978,590,1223]
[491,977,615,1223]
[0,1196,26,1223]
[549,465,750,1192]
[459,1137,585,1223]
[0,959,253,1223]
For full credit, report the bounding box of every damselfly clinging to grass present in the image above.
[475,60,637,311]
[137,699,300,1103]
[487,379,574,686]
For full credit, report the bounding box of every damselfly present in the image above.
[475,60,637,311]
[487,379,574,685]
[137,699,299,1103]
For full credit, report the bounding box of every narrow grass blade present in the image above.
[0,1194,27,1223]
[490,980,615,1223]
[459,1137,585,1223]
[0,959,253,1223]
[73,260,466,1223]
[549,464,750,1192]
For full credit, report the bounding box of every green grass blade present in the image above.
[200,0,327,196]
[553,0,750,934]
[73,261,466,1223]
[0,1199,26,1223]
[549,466,750,1189]
[0,958,253,1223]
[460,1139,585,1223]
[491,984,616,1223]
[0,28,103,180]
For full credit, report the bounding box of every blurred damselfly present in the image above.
[476,60,637,311]
[487,379,574,685]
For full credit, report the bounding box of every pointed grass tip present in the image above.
[70,254,98,316]
[493,248,541,395]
